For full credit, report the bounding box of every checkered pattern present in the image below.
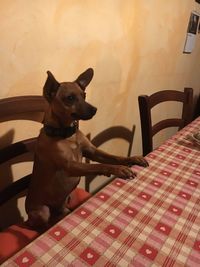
[3,118,200,267]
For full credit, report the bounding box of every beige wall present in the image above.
[1,0,200,226]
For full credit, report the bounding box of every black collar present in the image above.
[44,122,77,138]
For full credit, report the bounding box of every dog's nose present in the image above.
[90,106,97,116]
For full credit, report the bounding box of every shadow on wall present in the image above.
[0,130,25,229]
[85,124,135,193]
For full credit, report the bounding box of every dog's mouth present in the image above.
[71,113,79,120]
[71,112,95,120]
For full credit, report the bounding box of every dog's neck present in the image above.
[43,122,78,138]
[43,108,78,138]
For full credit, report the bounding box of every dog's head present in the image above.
[43,68,97,124]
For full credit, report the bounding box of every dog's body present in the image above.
[25,68,148,228]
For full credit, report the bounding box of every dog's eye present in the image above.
[63,95,76,106]
[65,95,75,103]
[66,95,75,102]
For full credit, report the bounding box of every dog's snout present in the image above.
[71,102,97,121]
[77,103,97,120]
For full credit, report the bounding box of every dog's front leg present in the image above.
[83,146,148,167]
[60,160,136,180]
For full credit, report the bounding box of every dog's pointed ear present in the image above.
[43,71,60,102]
[75,68,94,90]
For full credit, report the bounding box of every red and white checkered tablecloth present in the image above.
[3,118,200,267]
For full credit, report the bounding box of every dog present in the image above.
[25,68,148,229]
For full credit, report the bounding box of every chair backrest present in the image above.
[138,88,193,156]
[85,125,135,193]
[0,96,47,206]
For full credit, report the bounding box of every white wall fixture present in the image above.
[183,11,200,53]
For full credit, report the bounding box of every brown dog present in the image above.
[25,68,148,228]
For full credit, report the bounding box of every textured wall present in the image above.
[0,0,200,226]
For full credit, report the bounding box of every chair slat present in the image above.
[0,175,31,206]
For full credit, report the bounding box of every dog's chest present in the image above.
[58,138,82,162]
[69,141,82,161]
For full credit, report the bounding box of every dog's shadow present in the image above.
[0,130,24,230]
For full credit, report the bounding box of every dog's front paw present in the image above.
[125,156,149,167]
[112,165,136,180]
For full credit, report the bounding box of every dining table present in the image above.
[2,117,200,267]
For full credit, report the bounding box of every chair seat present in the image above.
[0,187,91,264]
[0,223,39,264]
[66,187,91,210]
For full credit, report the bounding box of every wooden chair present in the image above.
[0,96,46,263]
[138,88,193,156]
[85,125,135,193]
[0,95,90,263]
[0,96,47,206]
